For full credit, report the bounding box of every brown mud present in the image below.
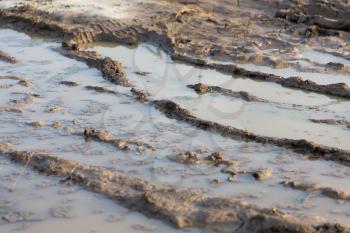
[37,47,350,166]
[1,4,350,99]
[152,99,350,166]
[310,119,350,129]
[1,1,350,231]
[281,181,350,202]
[276,1,350,33]
[187,83,266,102]
[58,48,132,87]
[0,143,349,233]
[83,128,155,152]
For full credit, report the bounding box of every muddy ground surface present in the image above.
[0,0,350,232]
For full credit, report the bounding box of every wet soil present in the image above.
[0,144,349,233]
[0,1,350,232]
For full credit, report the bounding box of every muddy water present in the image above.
[0,158,199,233]
[90,43,350,150]
[1,29,350,230]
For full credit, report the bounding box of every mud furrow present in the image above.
[0,144,348,233]
[54,46,350,166]
[152,99,350,166]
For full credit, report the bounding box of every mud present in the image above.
[205,63,350,100]
[59,81,79,87]
[0,50,18,63]
[1,5,350,100]
[187,83,265,102]
[276,1,350,32]
[0,144,349,233]
[281,181,350,201]
[83,128,154,152]
[310,119,350,129]
[58,48,132,87]
[152,99,350,166]
[1,1,350,231]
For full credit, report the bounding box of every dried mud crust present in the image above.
[0,144,349,233]
[1,5,350,100]
[152,100,350,166]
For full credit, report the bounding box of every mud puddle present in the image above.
[0,157,200,233]
[89,43,350,150]
[1,29,350,229]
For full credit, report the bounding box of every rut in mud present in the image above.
[0,144,349,233]
[0,1,350,232]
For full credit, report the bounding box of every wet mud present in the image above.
[83,128,155,152]
[310,119,350,129]
[0,1,350,232]
[1,5,350,99]
[153,99,350,166]
[281,181,350,202]
[187,83,266,102]
[0,50,18,63]
[58,48,132,87]
[0,144,349,233]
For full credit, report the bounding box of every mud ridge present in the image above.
[0,143,348,233]
[171,151,272,181]
[152,100,350,166]
[187,83,266,102]
[58,48,131,87]
[83,128,154,151]
[205,63,350,100]
[310,119,350,129]
[281,181,350,202]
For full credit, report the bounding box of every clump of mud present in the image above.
[59,48,132,87]
[59,81,79,87]
[83,128,154,151]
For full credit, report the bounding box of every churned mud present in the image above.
[1,144,349,233]
[0,0,350,232]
